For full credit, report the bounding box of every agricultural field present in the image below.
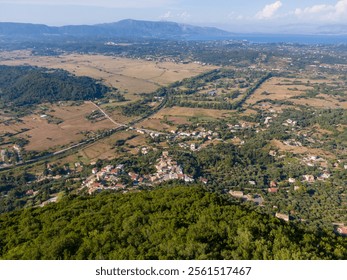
[137,106,234,131]
[0,102,118,152]
[0,52,216,102]
[75,130,147,162]
[246,76,347,109]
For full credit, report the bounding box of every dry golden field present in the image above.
[136,106,234,131]
[0,102,118,151]
[0,52,216,101]
[246,77,347,109]
[137,118,177,132]
[76,130,147,161]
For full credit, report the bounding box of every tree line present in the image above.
[0,186,346,260]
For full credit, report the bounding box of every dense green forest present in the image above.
[0,65,110,106]
[0,186,346,260]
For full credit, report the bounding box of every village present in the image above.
[82,151,196,194]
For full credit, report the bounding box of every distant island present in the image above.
[1,19,347,43]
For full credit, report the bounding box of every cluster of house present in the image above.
[178,142,199,151]
[267,171,332,193]
[173,129,221,141]
[82,164,127,194]
[152,151,194,183]
[82,151,196,194]
[227,121,257,132]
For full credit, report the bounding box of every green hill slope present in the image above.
[0,186,346,260]
[0,65,110,106]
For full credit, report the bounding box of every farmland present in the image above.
[0,52,216,102]
[0,102,117,152]
[247,76,347,109]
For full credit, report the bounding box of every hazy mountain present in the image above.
[317,24,347,35]
[0,19,231,40]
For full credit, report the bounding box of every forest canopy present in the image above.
[0,186,346,260]
[0,65,110,106]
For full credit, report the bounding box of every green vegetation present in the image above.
[0,186,346,260]
[0,65,110,107]
[164,69,271,110]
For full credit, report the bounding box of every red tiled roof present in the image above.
[337,227,347,235]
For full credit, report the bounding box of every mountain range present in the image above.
[0,19,231,40]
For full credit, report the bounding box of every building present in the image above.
[229,191,244,198]
[288,178,296,183]
[268,187,279,193]
[303,174,315,183]
[336,226,347,236]
[269,181,277,187]
[275,212,289,222]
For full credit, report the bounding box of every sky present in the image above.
[1,0,347,33]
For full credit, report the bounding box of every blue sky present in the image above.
[1,1,347,33]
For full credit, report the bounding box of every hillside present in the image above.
[0,65,110,106]
[0,20,231,40]
[0,186,346,260]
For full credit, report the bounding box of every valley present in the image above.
[0,37,347,260]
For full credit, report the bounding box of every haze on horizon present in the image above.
[1,0,347,34]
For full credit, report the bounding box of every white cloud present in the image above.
[295,4,334,16]
[178,11,190,20]
[256,1,282,20]
[160,10,190,21]
[295,1,347,21]
[335,0,347,16]
[160,11,173,20]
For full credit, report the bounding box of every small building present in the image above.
[269,181,277,188]
[275,212,289,222]
[336,226,347,236]
[208,90,217,96]
[288,178,296,183]
[184,175,194,183]
[303,174,315,183]
[268,187,279,193]
[229,191,244,198]
[26,189,34,196]
[128,172,139,181]
[199,177,208,184]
